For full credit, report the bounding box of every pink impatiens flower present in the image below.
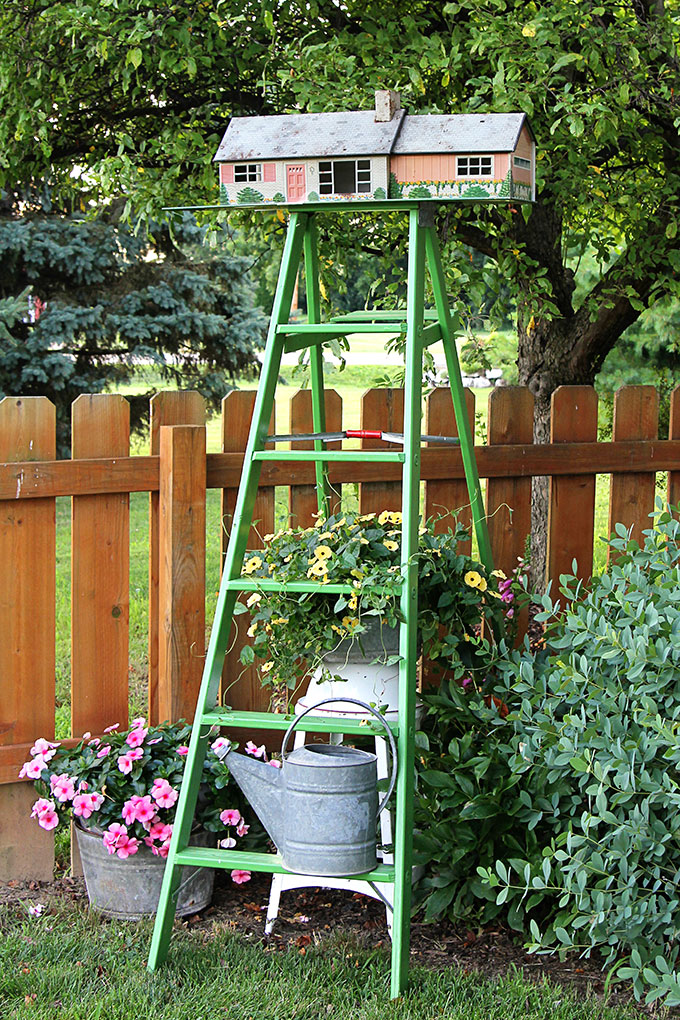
[31,798,59,831]
[151,778,178,809]
[211,737,229,754]
[19,756,49,780]
[131,717,147,729]
[176,745,189,756]
[268,759,282,769]
[73,792,104,819]
[117,747,143,774]
[126,726,147,749]
[122,794,155,826]
[30,738,59,760]
[96,744,112,759]
[220,836,236,849]
[103,723,120,733]
[50,773,76,803]
[114,834,139,859]
[236,820,250,837]
[220,808,241,827]
[230,869,251,885]
[245,741,265,758]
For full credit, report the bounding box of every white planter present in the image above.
[296,618,402,721]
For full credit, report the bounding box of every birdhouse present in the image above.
[214,91,535,206]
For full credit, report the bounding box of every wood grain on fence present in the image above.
[547,387,598,588]
[608,386,659,557]
[0,397,56,878]
[485,387,534,578]
[71,395,130,737]
[157,425,206,723]
[360,388,404,514]
[221,391,275,718]
[148,392,205,724]
[289,388,342,527]
[425,387,475,550]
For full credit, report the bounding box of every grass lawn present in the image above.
[0,902,645,1020]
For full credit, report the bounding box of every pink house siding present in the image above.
[494,154,510,179]
[263,163,276,182]
[512,126,533,185]
[391,154,458,182]
[221,164,234,184]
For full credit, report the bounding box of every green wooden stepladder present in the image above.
[147,200,494,998]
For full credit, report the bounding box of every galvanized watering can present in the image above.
[218,698,397,876]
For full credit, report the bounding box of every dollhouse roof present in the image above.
[213,111,530,163]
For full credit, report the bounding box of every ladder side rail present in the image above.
[389,205,427,998]
[424,226,494,573]
[148,211,308,971]
[303,213,332,518]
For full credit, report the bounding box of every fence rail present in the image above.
[1,383,679,880]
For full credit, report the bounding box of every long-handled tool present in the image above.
[267,429,460,445]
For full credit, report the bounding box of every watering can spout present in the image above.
[218,746,285,851]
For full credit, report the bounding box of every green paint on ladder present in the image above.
[147,204,494,997]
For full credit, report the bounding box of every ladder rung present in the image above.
[174,846,396,883]
[202,708,400,736]
[224,579,358,594]
[252,450,405,463]
[423,322,443,346]
[329,309,443,323]
[276,322,406,336]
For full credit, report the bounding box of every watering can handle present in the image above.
[280,698,398,817]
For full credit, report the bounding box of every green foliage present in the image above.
[307,191,320,202]
[408,185,433,198]
[240,511,508,699]
[471,505,680,1007]
[460,330,519,384]
[0,213,266,450]
[373,186,386,200]
[271,192,286,203]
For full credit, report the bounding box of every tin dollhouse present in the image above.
[214,90,535,206]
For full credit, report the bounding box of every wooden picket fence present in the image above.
[0,383,679,880]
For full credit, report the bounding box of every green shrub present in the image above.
[476,504,680,1007]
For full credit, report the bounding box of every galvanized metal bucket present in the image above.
[75,824,215,919]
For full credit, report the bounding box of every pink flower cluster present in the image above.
[498,576,515,619]
[103,823,140,859]
[19,738,59,780]
[31,797,59,831]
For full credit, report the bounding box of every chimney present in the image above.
[374,90,401,123]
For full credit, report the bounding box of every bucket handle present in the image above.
[280,698,398,817]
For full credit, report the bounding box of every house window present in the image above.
[234,163,263,183]
[457,156,493,178]
[318,159,372,195]
[513,156,531,170]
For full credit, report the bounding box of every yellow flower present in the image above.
[341,616,359,630]
[332,517,346,529]
[358,537,369,545]
[488,590,502,599]
[307,561,328,577]
[383,540,398,552]
[314,544,333,560]
[271,617,289,625]
[317,532,334,541]
[464,570,487,592]
[348,594,358,610]
[358,513,375,522]
[261,661,274,673]
[378,511,392,525]
[246,592,262,607]
[522,22,536,37]
[247,622,258,637]
[243,556,262,575]
[350,568,365,580]
[491,569,507,579]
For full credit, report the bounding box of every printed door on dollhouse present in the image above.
[286,165,306,202]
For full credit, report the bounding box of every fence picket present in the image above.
[485,387,533,578]
[288,389,342,527]
[608,386,659,556]
[359,388,404,514]
[221,391,275,717]
[547,387,598,588]
[148,392,205,724]
[0,397,55,879]
[71,395,130,736]
[425,387,475,549]
[157,425,206,723]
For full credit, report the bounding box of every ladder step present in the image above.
[253,450,405,463]
[277,322,406,336]
[174,846,395,883]
[203,708,399,737]
[223,579,361,594]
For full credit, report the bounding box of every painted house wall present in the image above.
[389,150,515,201]
[511,125,534,188]
[219,156,390,204]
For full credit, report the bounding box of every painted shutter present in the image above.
[220,164,235,184]
[263,163,276,183]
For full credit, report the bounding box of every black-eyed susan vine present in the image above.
[237,511,511,702]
